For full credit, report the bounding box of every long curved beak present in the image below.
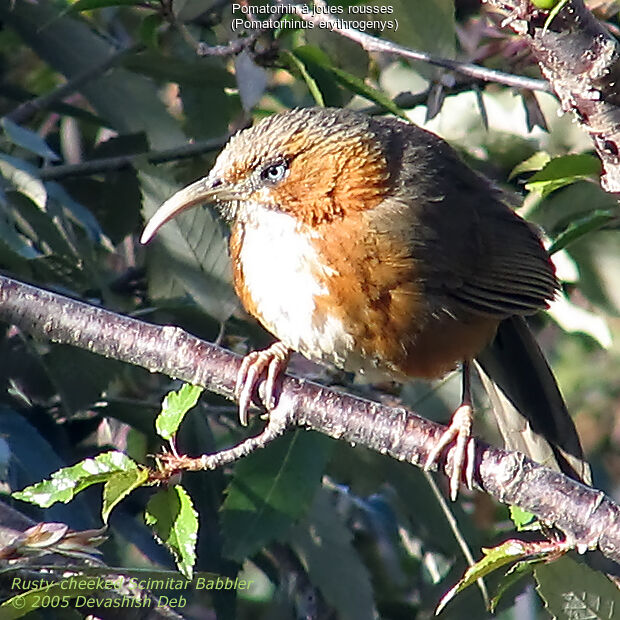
[140,176,232,244]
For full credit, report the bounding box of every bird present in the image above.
[141,106,591,499]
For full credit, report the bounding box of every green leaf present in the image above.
[289,46,345,107]
[548,209,616,255]
[509,151,551,180]
[328,65,409,120]
[525,154,601,197]
[490,560,538,612]
[102,467,150,524]
[1,118,60,161]
[221,431,333,561]
[145,485,198,580]
[155,383,204,441]
[509,505,537,531]
[13,451,139,507]
[436,539,534,614]
[281,50,325,107]
[139,13,163,50]
[286,489,377,620]
[535,555,620,619]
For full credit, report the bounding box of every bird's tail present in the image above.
[475,316,591,485]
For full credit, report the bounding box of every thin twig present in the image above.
[283,1,551,93]
[38,135,229,180]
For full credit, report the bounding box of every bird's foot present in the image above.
[235,341,290,426]
[424,403,475,501]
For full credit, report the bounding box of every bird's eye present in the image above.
[260,160,288,184]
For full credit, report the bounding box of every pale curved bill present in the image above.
[140,177,229,244]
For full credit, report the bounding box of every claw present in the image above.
[424,360,476,501]
[424,404,474,501]
[235,342,290,426]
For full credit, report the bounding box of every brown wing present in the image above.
[372,116,557,320]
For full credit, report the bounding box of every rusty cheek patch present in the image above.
[268,133,391,226]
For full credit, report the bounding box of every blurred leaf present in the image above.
[155,383,204,441]
[0,0,185,149]
[509,151,551,180]
[145,484,198,579]
[235,50,268,112]
[45,345,124,414]
[548,292,612,349]
[281,49,326,106]
[102,467,149,524]
[13,451,140,507]
[68,0,147,11]
[0,154,46,209]
[370,0,455,78]
[221,431,333,561]
[535,555,620,619]
[123,52,233,88]
[287,488,377,620]
[140,167,237,322]
[290,46,345,107]
[328,65,409,119]
[139,13,163,50]
[1,118,60,161]
[548,210,616,255]
[526,154,601,197]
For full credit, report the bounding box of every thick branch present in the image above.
[487,0,620,192]
[1,275,619,564]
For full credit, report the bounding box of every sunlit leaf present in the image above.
[145,485,198,580]
[13,451,140,507]
[155,383,204,441]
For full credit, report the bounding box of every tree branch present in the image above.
[486,0,620,192]
[1,275,619,564]
[284,1,551,93]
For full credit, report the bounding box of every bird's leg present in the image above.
[424,360,475,501]
[235,341,291,426]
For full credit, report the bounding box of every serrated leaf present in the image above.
[526,154,601,197]
[221,431,333,561]
[286,488,377,620]
[548,209,616,255]
[535,555,620,620]
[145,485,198,580]
[155,383,204,441]
[13,451,139,507]
[102,467,150,524]
[1,118,59,161]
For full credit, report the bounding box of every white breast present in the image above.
[237,205,356,368]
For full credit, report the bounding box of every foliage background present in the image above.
[0,0,619,618]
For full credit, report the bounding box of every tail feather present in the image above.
[475,316,591,485]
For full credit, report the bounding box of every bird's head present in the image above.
[140,107,393,244]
